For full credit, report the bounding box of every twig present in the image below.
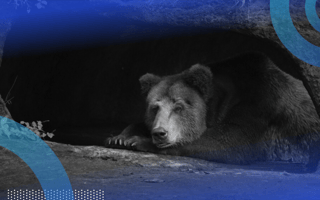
[5,76,18,105]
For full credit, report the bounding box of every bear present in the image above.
[105,52,320,172]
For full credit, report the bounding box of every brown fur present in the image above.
[105,52,320,172]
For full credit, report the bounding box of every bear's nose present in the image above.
[151,127,168,140]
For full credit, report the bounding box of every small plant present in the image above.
[0,118,54,140]
[20,120,55,139]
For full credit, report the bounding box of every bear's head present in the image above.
[139,64,213,148]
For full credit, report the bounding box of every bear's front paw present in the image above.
[105,135,136,148]
[105,135,156,152]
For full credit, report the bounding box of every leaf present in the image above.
[32,121,36,127]
[34,130,40,136]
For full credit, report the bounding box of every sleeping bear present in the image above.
[105,52,320,172]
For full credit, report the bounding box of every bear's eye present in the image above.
[174,105,183,113]
[150,105,159,113]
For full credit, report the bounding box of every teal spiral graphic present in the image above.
[0,117,74,200]
[306,0,320,32]
[270,0,320,67]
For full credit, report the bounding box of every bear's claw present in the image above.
[105,134,151,151]
[106,137,133,148]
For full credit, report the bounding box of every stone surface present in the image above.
[0,141,320,200]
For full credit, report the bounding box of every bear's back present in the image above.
[207,53,320,142]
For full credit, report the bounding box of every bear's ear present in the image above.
[183,64,213,101]
[139,73,161,94]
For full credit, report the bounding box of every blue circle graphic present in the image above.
[306,0,320,32]
[270,0,320,67]
[0,117,74,200]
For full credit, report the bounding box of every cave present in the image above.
[1,1,320,199]
[0,29,304,146]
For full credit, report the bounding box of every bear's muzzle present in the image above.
[151,127,168,144]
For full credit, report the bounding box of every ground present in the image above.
[1,139,320,200]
